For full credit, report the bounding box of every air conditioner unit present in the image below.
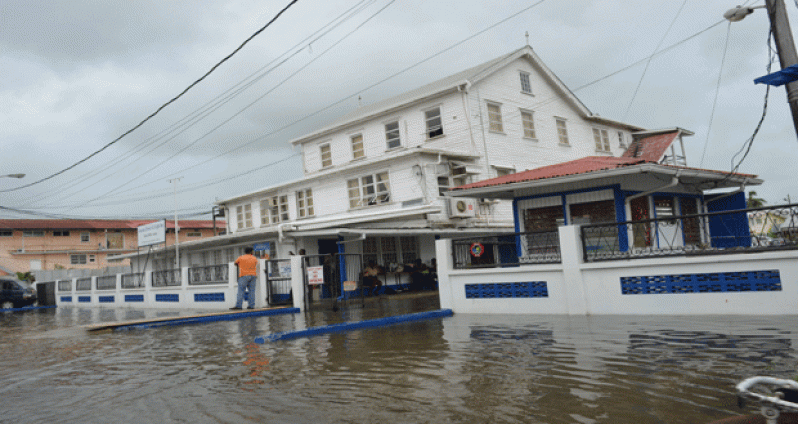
[449,198,477,218]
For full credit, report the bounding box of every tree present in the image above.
[747,191,766,208]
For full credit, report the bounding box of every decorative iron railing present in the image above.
[188,264,228,285]
[121,273,145,289]
[580,203,798,262]
[76,277,92,291]
[452,231,561,269]
[96,275,117,290]
[152,268,181,287]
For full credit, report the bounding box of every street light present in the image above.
[725,0,798,139]
[0,174,25,179]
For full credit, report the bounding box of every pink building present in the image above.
[0,219,223,275]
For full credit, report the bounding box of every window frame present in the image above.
[53,230,71,237]
[486,102,503,133]
[320,143,332,168]
[520,109,536,139]
[519,71,533,94]
[347,172,391,209]
[593,128,611,152]
[80,232,90,242]
[260,195,289,225]
[23,230,44,237]
[70,254,87,265]
[385,121,401,150]
[296,189,314,219]
[186,231,202,237]
[0,230,13,237]
[555,118,569,145]
[350,134,364,160]
[362,235,420,267]
[424,107,444,139]
[236,204,253,229]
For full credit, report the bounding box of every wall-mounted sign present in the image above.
[253,242,270,251]
[137,220,166,247]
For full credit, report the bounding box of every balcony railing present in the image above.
[96,275,117,290]
[152,268,181,287]
[121,273,145,289]
[580,203,798,262]
[188,264,228,285]
[452,231,561,269]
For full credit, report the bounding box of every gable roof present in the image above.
[290,46,643,145]
[450,156,760,198]
[621,128,693,162]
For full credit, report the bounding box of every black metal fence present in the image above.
[580,203,798,262]
[152,268,181,287]
[96,275,117,290]
[188,264,228,285]
[452,231,561,269]
[264,259,292,305]
[121,273,145,289]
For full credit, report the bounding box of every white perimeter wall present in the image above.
[436,226,798,315]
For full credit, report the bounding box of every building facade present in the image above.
[0,219,221,275]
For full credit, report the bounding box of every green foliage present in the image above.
[15,271,34,282]
[747,191,766,208]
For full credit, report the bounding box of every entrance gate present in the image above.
[301,253,364,310]
[264,259,293,306]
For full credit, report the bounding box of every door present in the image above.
[630,197,651,248]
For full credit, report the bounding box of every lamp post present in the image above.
[725,0,798,139]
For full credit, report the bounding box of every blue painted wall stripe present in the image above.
[113,307,299,331]
[255,309,454,343]
[0,305,57,312]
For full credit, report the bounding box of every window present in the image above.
[348,172,390,208]
[556,118,569,145]
[53,230,70,237]
[385,121,401,149]
[363,236,420,267]
[81,232,90,242]
[521,110,536,139]
[425,107,443,139]
[0,230,12,237]
[593,128,610,152]
[654,197,676,218]
[71,254,87,265]
[260,195,288,225]
[520,71,532,94]
[23,230,44,237]
[487,103,503,132]
[495,166,515,177]
[618,131,626,148]
[437,163,469,195]
[236,204,253,229]
[89,255,96,263]
[296,189,314,218]
[186,231,202,237]
[351,134,364,159]
[320,143,332,168]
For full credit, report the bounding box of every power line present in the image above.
[700,21,733,168]
[0,0,301,194]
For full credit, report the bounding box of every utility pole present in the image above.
[766,0,798,139]
[168,177,183,270]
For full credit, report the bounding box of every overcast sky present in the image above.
[2,0,797,220]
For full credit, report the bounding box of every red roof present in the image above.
[454,156,648,191]
[621,131,679,162]
[0,219,222,230]
[452,156,757,191]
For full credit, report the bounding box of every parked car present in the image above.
[1,277,37,309]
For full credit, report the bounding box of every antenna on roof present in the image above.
[525,31,529,46]
[357,95,362,108]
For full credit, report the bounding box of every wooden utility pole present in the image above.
[766,0,798,138]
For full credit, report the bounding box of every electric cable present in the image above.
[699,21,733,168]
[0,0,301,194]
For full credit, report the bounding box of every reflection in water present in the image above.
[1,301,797,424]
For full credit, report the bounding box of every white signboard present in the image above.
[137,220,166,247]
[307,266,324,285]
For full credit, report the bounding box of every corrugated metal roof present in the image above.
[452,156,758,191]
[0,219,222,230]
[622,131,679,162]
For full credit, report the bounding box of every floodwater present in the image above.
[1,294,796,424]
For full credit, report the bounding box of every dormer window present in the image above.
[520,72,532,94]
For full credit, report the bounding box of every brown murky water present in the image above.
[1,295,796,423]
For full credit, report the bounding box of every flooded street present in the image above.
[2,295,797,423]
